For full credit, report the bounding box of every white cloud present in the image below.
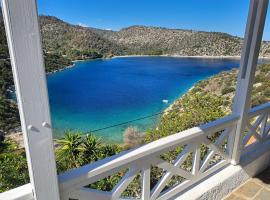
[77,22,89,28]
[105,28,112,31]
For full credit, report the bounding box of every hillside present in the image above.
[193,63,270,110]
[146,63,270,141]
[2,13,270,60]
[38,16,270,58]
[40,16,125,59]
[93,25,270,57]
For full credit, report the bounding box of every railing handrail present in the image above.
[248,102,270,117]
[0,184,33,200]
[58,114,240,192]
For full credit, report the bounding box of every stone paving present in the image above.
[223,167,270,200]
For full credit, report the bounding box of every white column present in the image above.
[1,0,60,199]
[231,0,268,165]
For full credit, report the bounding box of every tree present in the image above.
[55,131,83,169]
[81,134,101,164]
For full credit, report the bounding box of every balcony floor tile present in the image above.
[223,167,270,200]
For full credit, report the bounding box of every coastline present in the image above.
[163,85,196,116]
[47,54,270,75]
[112,54,242,59]
[112,54,270,60]
[46,58,103,75]
[46,62,76,75]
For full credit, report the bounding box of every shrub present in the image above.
[221,86,235,95]
[123,126,145,148]
[0,140,29,192]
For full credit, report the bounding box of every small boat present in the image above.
[162,99,169,103]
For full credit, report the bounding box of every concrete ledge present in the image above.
[174,140,270,200]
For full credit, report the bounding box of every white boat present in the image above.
[162,99,169,103]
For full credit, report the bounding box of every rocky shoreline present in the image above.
[48,55,270,76]
[46,63,76,75]
[113,54,270,60]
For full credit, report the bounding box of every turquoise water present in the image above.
[47,56,241,143]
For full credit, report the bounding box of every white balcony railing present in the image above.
[2,102,269,200]
[59,103,270,200]
[59,115,238,200]
[242,102,270,154]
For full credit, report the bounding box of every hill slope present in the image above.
[93,25,270,57]
[146,63,270,141]
[40,16,125,59]
[2,13,270,59]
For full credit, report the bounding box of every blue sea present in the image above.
[47,56,241,143]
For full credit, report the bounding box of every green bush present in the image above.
[56,131,122,172]
[145,93,225,142]
[0,140,29,192]
[221,86,235,95]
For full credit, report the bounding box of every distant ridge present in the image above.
[1,12,270,59]
[39,15,270,58]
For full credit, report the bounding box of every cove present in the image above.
[47,56,241,143]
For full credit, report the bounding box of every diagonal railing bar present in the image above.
[141,167,151,200]
[200,129,230,173]
[242,114,265,145]
[150,145,193,200]
[261,114,269,139]
[111,168,138,200]
[191,144,201,176]
[204,139,230,161]
[199,149,215,174]
[158,160,228,200]
[242,103,270,152]
[155,158,194,180]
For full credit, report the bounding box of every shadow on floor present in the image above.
[255,167,270,185]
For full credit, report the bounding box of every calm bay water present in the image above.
[47,56,241,143]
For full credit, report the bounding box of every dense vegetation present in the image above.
[145,93,226,141]
[0,139,28,192]
[0,12,20,133]
[40,16,125,59]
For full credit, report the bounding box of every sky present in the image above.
[37,0,270,40]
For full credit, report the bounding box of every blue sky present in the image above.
[38,0,270,40]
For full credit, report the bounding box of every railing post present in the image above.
[231,0,268,165]
[2,0,60,199]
